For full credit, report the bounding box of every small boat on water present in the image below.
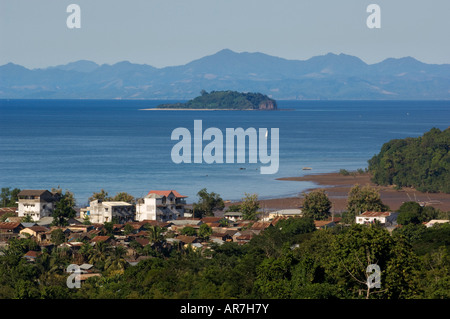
[302,167,312,170]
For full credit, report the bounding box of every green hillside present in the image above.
[368,127,450,193]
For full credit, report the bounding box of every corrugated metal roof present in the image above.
[0,222,22,229]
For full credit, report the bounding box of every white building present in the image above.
[268,209,303,220]
[17,190,61,222]
[223,211,243,222]
[82,200,135,224]
[355,211,398,226]
[259,209,303,222]
[136,190,187,222]
[425,219,449,228]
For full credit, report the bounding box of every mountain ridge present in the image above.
[1,50,449,100]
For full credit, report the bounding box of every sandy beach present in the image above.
[228,172,450,213]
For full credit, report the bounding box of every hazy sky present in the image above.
[1,0,449,68]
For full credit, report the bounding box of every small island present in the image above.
[153,90,277,110]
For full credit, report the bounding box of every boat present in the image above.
[302,167,312,170]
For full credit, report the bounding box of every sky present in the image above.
[1,0,450,69]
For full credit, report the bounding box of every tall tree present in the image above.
[330,224,393,299]
[51,192,77,227]
[240,193,260,220]
[302,189,331,221]
[193,188,224,218]
[146,225,163,243]
[1,187,11,207]
[50,228,66,245]
[397,201,422,225]
[344,184,389,224]
[0,187,20,207]
[89,189,111,202]
[112,192,135,204]
[198,223,213,240]
[383,237,421,299]
[52,187,76,207]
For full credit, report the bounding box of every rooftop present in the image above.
[201,217,222,223]
[224,211,243,216]
[102,201,133,207]
[23,226,49,233]
[359,211,392,217]
[176,235,197,244]
[314,220,335,228]
[0,222,22,230]
[91,235,111,243]
[0,207,17,216]
[18,190,50,197]
[148,190,187,198]
[269,209,303,215]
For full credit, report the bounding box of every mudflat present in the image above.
[247,173,450,213]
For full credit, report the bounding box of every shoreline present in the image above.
[140,108,257,111]
[228,172,450,213]
[139,108,288,111]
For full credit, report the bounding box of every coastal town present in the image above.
[1,178,449,291]
[1,188,317,265]
[0,127,448,299]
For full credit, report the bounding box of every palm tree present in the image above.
[147,225,163,243]
[79,242,94,263]
[104,246,127,275]
[147,225,167,254]
[88,241,108,267]
[35,249,64,285]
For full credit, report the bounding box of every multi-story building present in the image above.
[17,190,61,221]
[82,200,135,224]
[136,190,187,222]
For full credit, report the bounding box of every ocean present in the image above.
[0,99,449,206]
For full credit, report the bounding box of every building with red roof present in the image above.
[356,211,399,226]
[136,190,187,222]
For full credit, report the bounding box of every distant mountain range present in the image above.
[1,49,449,100]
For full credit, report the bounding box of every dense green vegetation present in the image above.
[0,187,20,208]
[192,188,225,218]
[0,220,449,299]
[368,127,450,193]
[302,189,331,221]
[157,90,277,110]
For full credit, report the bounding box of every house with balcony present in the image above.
[81,200,135,224]
[136,190,187,222]
[17,190,61,222]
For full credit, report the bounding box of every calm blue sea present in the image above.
[0,99,449,206]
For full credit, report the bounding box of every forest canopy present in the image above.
[368,127,450,193]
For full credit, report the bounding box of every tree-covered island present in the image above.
[156,90,277,110]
